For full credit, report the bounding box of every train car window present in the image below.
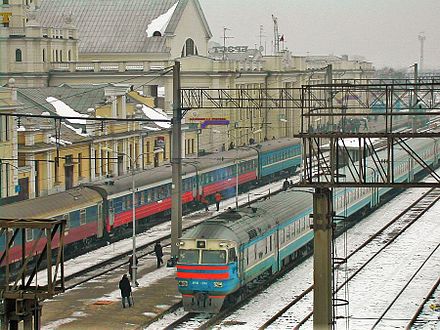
[254,244,257,260]
[269,235,272,251]
[127,195,132,209]
[282,228,285,244]
[80,209,86,225]
[25,228,33,242]
[179,249,199,264]
[286,225,291,239]
[265,237,268,254]
[147,190,152,203]
[202,250,226,264]
[228,248,237,262]
[87,206,97,224]
[158,187,164,200]
[246,248,249,265]
[63,214,70,230]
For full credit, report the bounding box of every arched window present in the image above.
[152,31,161,37]
[184,38,196,56]
[15,49,22,62]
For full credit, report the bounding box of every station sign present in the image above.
[210,46,248,54]
[189,117,228,121]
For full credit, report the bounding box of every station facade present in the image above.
[0,0,374,202]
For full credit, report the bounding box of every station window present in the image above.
[15,49,22,62]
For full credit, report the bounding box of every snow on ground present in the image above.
[203,187,438,330]
[32,179,283,287]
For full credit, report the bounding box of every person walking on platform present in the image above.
[215,191,222,211]
[154,241,164,268]
[283,178,289,191]
[118,274,132,308]
[128,255,139,287]
[201,194,209,211]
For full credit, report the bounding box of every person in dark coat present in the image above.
[154,241,164,268]
[128,255,139,287]
[118,274,132,308]
[214,192,222,211]
[282,178,289,191]
[200,195,209,211]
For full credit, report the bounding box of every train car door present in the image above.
[97,203,103,238]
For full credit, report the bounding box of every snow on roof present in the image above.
[62,122,89,137]
[339,138,379,148]
[146,1,178,37]
[50,136,72,146]
[46,96,88,125]
[17,126,26,132]
[140,104,171,129]
[143,126,161,131]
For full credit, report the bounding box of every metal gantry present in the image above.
[299,78,440,329]
[0,218,65,330]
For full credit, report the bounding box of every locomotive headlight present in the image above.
[214,281,223,288]
[178,280,188,287]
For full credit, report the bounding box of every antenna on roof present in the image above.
[222,26,234,60]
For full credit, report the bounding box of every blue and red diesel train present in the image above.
[0,138,301,269]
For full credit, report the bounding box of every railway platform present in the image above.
[41,245,179,330]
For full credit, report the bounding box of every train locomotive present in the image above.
[176,137,440,313]
[0,138,301,270]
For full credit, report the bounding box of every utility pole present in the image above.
[258,24,264,51]
[313,187,333,329]
[418,32,425,73]
[170,61,182,265]
[272,15,279,54]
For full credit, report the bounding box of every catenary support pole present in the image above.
[313,187,333,329]
[170,60,182,265]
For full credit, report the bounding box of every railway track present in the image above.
[258,187,440,329]
[42,185,279,291]
[146,188,440,329]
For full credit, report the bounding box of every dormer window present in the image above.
[181,38,198,57]
[152,31,162,37]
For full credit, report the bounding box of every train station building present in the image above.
[0,0,374,203]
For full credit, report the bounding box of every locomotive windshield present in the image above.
[201,250,227,264]
[179,249,199,263]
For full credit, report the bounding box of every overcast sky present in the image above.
[198,0,440,70]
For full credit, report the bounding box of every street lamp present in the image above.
[102,147,163,287]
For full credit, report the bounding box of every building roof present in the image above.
[36,0,211,54]
[17,85,106,116]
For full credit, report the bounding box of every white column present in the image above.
[121,95,127,119]
[29,155,36,199]
[113,141,118,175]
[122,140,128,173]
[97,144,102,177]
[47,151,53,192]
[139,136,144,169]
[111,96,117,117]
[90,145,96,180]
